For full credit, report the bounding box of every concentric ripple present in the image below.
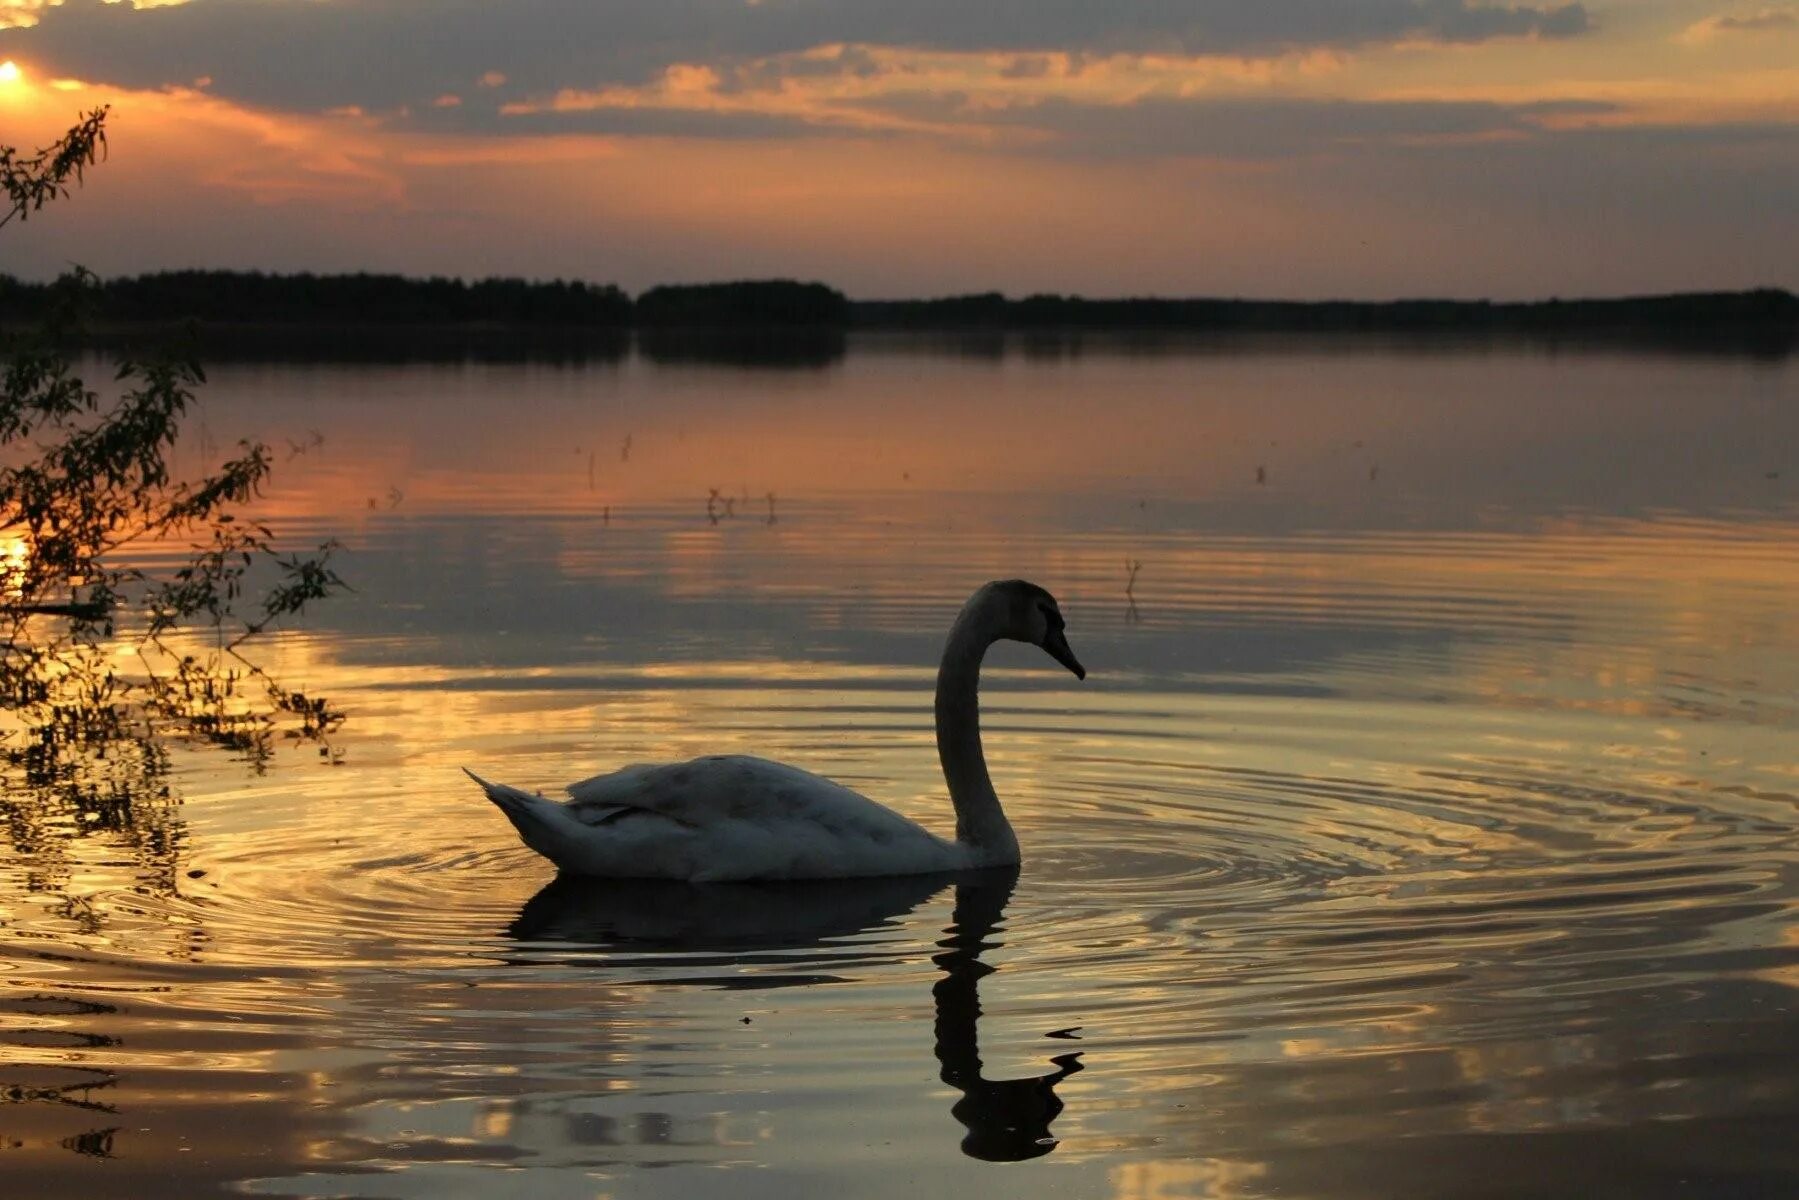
[5,347,1799,1198]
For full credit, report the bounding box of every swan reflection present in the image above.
[507,871,948,947]
[505,867,1081,1160]
[933,870,1085,1161]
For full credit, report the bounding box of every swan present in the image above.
[466,579,1085,881]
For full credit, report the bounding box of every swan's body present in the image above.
[472,754,973,880]
[467,579,1085,882]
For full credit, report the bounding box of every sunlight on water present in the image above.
[3,340,1796,1198]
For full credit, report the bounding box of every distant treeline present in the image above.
[857,288,1799,340]
[0,271,847,328]
[0,270,634,327]
[1,271,1794,355]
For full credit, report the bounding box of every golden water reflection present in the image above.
[3,346,1797,1197]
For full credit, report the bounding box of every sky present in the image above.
[1,0,1795,299]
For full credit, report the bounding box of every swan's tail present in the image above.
[465,768,558,840]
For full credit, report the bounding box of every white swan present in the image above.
[465,579,1085,881]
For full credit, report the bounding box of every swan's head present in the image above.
[976,580,1085,680]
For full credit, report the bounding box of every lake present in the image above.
[3,336,1797,1198]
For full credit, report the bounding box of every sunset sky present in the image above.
[1,1,1795,298]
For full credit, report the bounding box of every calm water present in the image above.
[4,339,1797,1198]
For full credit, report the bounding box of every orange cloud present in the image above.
[5,38,1793,301]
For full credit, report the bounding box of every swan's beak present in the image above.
[1042,629,1086,680]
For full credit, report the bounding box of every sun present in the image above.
[0,61,21,86]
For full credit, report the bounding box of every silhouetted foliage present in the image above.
[855,289,1799,356]
[4,264,1789,359]
[857,292,1011,328]
[636,280,850,327]
[0,268,632,327]
[2,111,347,887]
[0,107,108,231]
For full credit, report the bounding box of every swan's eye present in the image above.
[1037,603,1063,631]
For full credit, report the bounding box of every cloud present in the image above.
[1,0,1593,125]
[3,69,1791,300]
[464,103,857,143]
[1679,6,1799,40]
[1715,7,1799,31]
[832,93,1621,159]
[476,62,1622,159]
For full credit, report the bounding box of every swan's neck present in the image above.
[936,609,1019,865]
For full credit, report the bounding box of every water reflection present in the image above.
[636,327,847,369]
[0,992,123,1169]
[507,869,1084,1163]
[87,324,632,365]
[932,870,1084,1162]
[507,872,947,950]
[2,347,1796,1198]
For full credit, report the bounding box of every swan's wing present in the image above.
[563,763,685,828]
[564,755,935,841]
